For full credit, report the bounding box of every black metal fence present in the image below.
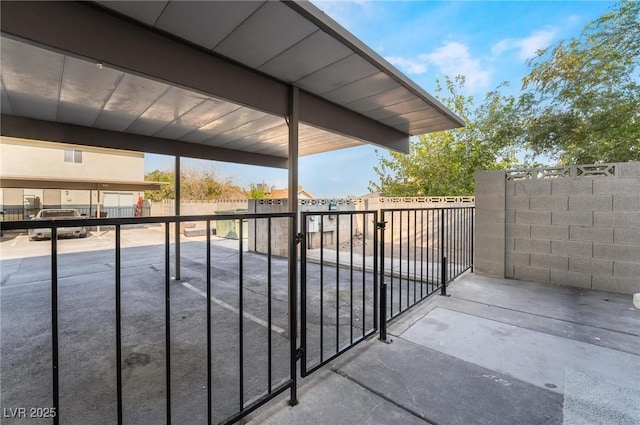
[0,213,297,425]
[379,207,474,338]
[1,206,474,424]
[300,210,378,377]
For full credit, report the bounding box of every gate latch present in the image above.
[295,347,304,360]
[376,221,387,230]
[295,233,305,244]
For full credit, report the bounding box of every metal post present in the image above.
[440,256,448,296]
[377,220,390,343]
[206,220,212,425]
[51,228,59,425]
[471,207,475,273]
[174,156,181,281]
[115,226,123,425]
[287,85,299,406]
[440,210,444,284]
[164,224,172,423]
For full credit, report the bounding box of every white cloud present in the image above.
[385,41,491,92]
[386,56,428,75]
[424,41,491,91]
[492,29,557,61]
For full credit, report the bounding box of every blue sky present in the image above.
[146,0,616,198]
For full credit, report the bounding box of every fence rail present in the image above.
[1,205,475,424]
[379,207,474,333]
[1,212,297,425]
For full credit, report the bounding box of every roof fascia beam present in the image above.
[1,115,288,169]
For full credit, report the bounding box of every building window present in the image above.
[64,149,82,163]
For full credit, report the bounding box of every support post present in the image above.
[287,86,299,407]
[175,156,181,281]
[440,210,449,296]
[377,220,391,343]
[440,256,448,296]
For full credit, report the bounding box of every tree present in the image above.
[144,170,174,201]
[370,76,520,196]
[520,0,640,164]
[144,168,246,201]
[247,183,269,199]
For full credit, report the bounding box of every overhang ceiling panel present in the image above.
[294,53,379,94]
[365,100,440,122]
[94,74,170,132]
[97,1,168,26]
[300,138,362,157]
[322,72,400,105]
[214,1,317,69]
[1,80,14,115]
[381,109,444,128]
[345,86,417,114]
[157,100,242,141]
[394,115,456,134]
[155,1,264,50]
[0,37,63,122]
[126,87,207,136]
[414,117,461,134]
[58,57,123,127]
[216,122,288,150]
[258,30,352,83]
[200,114,283,147]
[180,108,270,144]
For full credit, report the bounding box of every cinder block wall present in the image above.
[475,163,640,294]
[474,171,506,277]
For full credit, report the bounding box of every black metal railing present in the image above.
[0,212,296,425]
[300,210,378,377]
[379,207,474,333]
[1,205,476,423]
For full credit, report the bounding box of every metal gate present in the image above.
[299,210,379,377]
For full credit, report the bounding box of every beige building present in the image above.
[0,137,161,219]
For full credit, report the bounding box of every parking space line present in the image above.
[11,234,25,247]
[181,282,285,334]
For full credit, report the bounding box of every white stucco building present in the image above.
[0,137,161,219]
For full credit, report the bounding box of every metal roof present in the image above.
[0,1,464,168]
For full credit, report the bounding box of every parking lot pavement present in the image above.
[0,229,290,425]
[1,225,188,260]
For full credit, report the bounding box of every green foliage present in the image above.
[371,2,639,197]
[247,183,269,199]
[370,76,520,196]
[520,0,640,164]
[144,168,246,201]
[144,170,174,201]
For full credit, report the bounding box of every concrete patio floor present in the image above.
[251,273,640,425]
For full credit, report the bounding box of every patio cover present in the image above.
[0,0,464,170]
[0,176,164,192]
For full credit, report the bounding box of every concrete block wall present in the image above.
[248,200,291,258]
[474,171,506,278]
[475,162,640,294]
